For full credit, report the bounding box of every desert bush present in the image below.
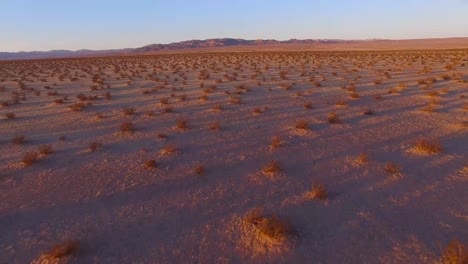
[209,121,220,131]
[270,136,282,150]
[88,141,102,152]
[122,107,136,116]
[68,102,87,112]
[303,102,313,109]
[363,109,374,115]
[22,151,38,166]
[175,117,188,130]
[327,112,340,123]
[412,139,442,155]
[252,108,263,115]
[144,159,157,169]
[160,144,177,156]
[244,208,293,244]
[384,162,401,174]
[194,165,204,175]
[43,240,79,259]
[12,135,25,144]
[120,122,134,133]
[38,145,53,155]
[306,183,328,200]
[440,239,467,264]
[262,160,282,177]
[5,112,15,119]
[295,120,309,130]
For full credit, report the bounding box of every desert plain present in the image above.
[0,46,467,263]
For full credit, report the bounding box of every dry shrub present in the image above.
[363,109,374,115]
[335,100,346,106]
[88,141,102,152]
[194,165,204,175]
[411,139,442,155]
[212,104,222,111]
[122,107,136,116]
[157,133,168,139]
[68,102,86,112]
[262,160,282,177]
[244,208,294,245]
[252,108,263,115]
[5,112,15,119]
[175,117,188,130]
[306,183,328,200]
[160,144,177,156]
[144,159,157,169]
[384,162,401,174]
[440,239,467,264]
[38,145,53,155]
[22,151,38,166]
[354,153,369,165]
[303,102,313,109]
[12,135,25,144]
[42,240,79,259]
[295,120,309,130]
[209,121,220,131]
[349,92,360,99]
[269,136,282,151]
[120,122,134,133]
[327,112,340,123]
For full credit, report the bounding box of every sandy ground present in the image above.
[0,49,467,263]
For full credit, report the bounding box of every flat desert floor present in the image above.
[0,49,467,263]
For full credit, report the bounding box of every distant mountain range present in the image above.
[1,37,467,60]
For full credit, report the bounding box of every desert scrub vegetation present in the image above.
[262,160,282,177]
[12,135,25,145]
[159,144,177,157]
[122,107,136,116]
[194,165,205,175]
[88,141,103,152]
[243,208,295,247]
[21,151,39,166]
[384,162,401,174]
[120,121,134,133]
[410,139,442,155]
[208,121,220,131]
[175,117,188,130]
[295,120,309,130]
[4,112,16,119]
[327,112,341,123]
[144,159,157,169]
[269,136,282,151]
[439,239,467,264]
[354,153,369,166]
[38,145,53,155]
[305,183,328,201]
[36,240,79,262]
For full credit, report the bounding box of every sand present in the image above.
[0,48,467,263]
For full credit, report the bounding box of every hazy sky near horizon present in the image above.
[1,0,467,52]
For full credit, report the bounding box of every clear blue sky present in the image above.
[1,0,467,52]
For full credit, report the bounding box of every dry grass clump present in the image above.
[38,145,53,155]
[269,136,282,151]
[5,112,15,119]
[212,104,222,111]
[12,135,25,144]
[39,240,79,260]
[439,239,467,264]
[194,165,205,175]
[384,162,401,174]
[208,121,220,131]
[426,90,440,97]
[420,104,435,113]
[354,153,369,165]
[243,208,294,245]
[21,151,38,166]
[120,122,134,133]
[252,108,263,115]
[157,133,168,139]
[303,102,313,109]
[68,102,87,112]
[349,92,360,99]
[88,141,102,152]
[327,112,341,123]
[363,109,374,115]
[262,160,282,177]
[175,117,188,130]
[306,183,328,201]
[295,120,309,130]
[160,144,177,156]
[411,139,442,155]
[144,159,157,169]
[122,107,136,116]
[335,100,347,106]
